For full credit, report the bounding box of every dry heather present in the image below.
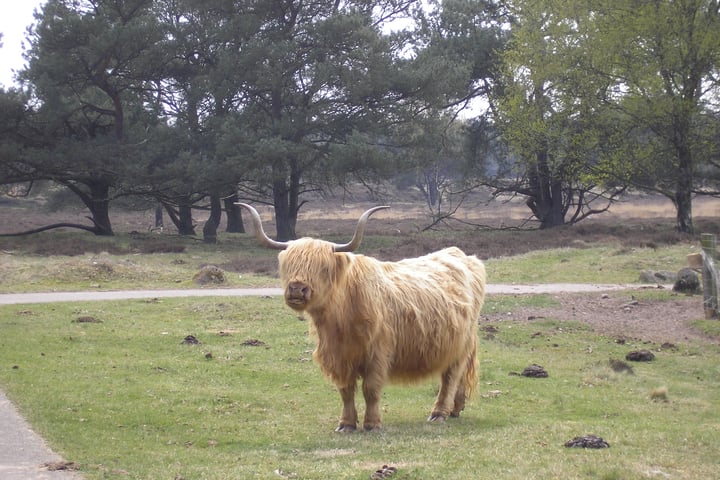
[1,192,718,268]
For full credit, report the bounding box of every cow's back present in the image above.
[371,247,486,382]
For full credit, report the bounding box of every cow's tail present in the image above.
[464,337,479,398]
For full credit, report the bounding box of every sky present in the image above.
[0,0,45,88]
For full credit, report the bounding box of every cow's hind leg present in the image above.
[336,383,358,432]
[429,362,464,422]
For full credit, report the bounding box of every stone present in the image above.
[192,265,226,285]
[639,270,677,284]
[626,349,655,362]
[564,435,610,448]
[672,267,701,294]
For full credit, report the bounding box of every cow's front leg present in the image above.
[429,362,463,422]
[361,371,385,431]
[451,382,466,417]
[335,382,358,432]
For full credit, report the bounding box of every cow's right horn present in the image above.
[332,206,389,253]
[236,203,290,250]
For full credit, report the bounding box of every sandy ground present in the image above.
[482,288,715,345]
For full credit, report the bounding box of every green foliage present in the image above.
[3,0,510,238]
[0,89,29,181]
[0,296,718,479]
[493,0,720,232]
[412,0,505,108]
[584,0,720,228]
[5,0,172,235]
[490,0,630,228]
[213,1,424,237]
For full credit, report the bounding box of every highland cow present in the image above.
[238,203,486,431]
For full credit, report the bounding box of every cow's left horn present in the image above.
[235,203,290,250]
[332,206,389,253]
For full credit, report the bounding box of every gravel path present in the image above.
[0,390,81,480]
[0,283,641,305]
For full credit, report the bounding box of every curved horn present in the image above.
[332,206,390,253]
[235,203,290,250]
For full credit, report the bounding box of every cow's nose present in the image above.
[287,281,310,300]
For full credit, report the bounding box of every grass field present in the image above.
[1,293,719,479]
[1,201,719,479]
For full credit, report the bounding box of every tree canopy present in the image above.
[486,0,720,232]
[1,0,719,236]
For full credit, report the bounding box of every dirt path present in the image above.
[0,287,286,305]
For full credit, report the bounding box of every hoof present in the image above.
[427,414,447,423]
[335,423,357,433]
[363,424,381,432]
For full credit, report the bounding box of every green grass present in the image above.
[485,245,691,284]
[693,318,720,338]
[0,226,715,478]
[1,296,719,479]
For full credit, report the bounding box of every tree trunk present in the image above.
[673,126,694,233]
[63,179,114,236]
[177,205,195,236]
[202,195,222,243]
[154,204,164,229]
[417,166,442,217]
[87,199,114,236]
[272,159,301,241]
[544,178,566,229]
[526,149,566,229]
[675,189,693,234]
[163,201,196,235]
[273,179,297,241]
[675,162,694,233]
[223,195,244,233]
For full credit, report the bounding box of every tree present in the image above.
[584,0,720,233]
[217,0,422,241]
[7,0,515,239]
[17,0,166,235]
[143,0,258,238]
[410,0,506,114]
[395,114,469,226]
[486,0,627,229]
[492,0,720,232]
[396,1,511,225]
[0,88,29,183]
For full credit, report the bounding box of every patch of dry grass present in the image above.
[0,220,707,293]
[1,192,717,294]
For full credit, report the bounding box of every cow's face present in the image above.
[278,239,336,311]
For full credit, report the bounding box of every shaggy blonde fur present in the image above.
[277,239,486,431]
